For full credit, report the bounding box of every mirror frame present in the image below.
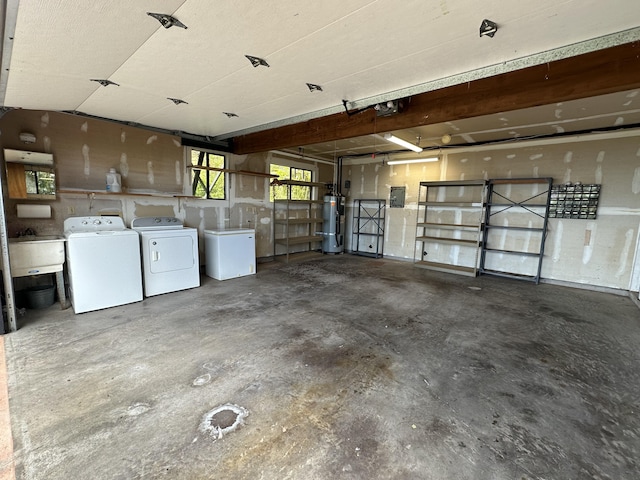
[4,149,56,200]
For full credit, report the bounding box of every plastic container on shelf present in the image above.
[106,168,122,193]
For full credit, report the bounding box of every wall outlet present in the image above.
[67,206,75,214]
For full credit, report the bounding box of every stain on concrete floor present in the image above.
[4,255,640,479]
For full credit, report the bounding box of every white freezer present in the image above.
[205,228,256,280]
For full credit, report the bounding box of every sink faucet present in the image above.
[18,228,37,237]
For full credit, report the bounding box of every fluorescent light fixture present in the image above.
[383,133,423,153]
[387,157,439,165]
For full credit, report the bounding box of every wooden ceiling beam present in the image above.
[232,41,640,155]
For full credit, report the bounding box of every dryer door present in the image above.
[146,234,196,273]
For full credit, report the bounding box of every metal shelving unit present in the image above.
[352,199,386,258]
[479,177,553,284]
[272,179,325,262]
[414,180,487,277]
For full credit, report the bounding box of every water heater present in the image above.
[322,195,345,254]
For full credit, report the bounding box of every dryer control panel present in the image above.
[131,217,183,230]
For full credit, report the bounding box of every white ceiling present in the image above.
[1,0,640,147]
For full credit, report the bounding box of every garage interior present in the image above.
[0,1,639,479]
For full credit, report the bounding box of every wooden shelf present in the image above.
[271,179,326,188]
[274,218,322,225]
[273,199,324,204]
[186,165,277,178]
[57,189,193,199]
[272,180,326,262]
[275,235,323,245]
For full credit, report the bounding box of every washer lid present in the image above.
[131,217,184,230]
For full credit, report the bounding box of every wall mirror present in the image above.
[4,149,56,199]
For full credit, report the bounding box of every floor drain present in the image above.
[199,404,248,440]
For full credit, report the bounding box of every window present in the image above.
[25,167,55,196]
[270,164,312,201]
[191,149,226,199]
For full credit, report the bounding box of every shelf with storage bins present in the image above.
[271,179,326,262]
[479,177,553,284]
[414,180,487,277]
[353,199,386,258]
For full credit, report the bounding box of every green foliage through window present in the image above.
[270,164,312,201]
[191,150,225,199]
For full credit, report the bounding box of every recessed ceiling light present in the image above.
[167,98,188,105]
[147,12,187,29]
[245,55,269,68]
[91,79,119,87]
[223,112,239,118]
[306,83,323,92]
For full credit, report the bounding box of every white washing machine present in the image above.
[131,217,200,297]
[64,216,143,314]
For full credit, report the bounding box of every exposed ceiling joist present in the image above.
[232,42,640,155]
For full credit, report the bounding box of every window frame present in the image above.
[189,147,227,200]
[269,161,316,202]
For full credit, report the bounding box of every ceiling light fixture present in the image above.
[383,133,423,153]
[245,55,269,68]
[387,157,439,165]
[167,98,187,105]
[306,83,323,92]
[91,79,119,87]
[374,101,400,117]
[479,19,498,38]
[19,132,36,144]
[147,12,187,29]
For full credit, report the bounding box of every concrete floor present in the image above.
[3,255,640,479]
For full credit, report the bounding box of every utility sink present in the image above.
[8,236,66,278]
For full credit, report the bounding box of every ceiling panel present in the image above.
[4,0,185,109]
[1,0,639,142]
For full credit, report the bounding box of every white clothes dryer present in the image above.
[64,216,143,314]
[131,217,200,297]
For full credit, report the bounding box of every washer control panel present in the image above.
[64,216,125,233]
